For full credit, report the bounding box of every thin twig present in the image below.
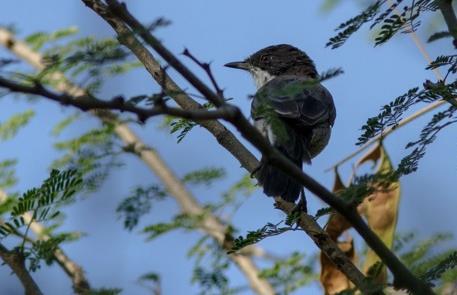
[182,48,225,97]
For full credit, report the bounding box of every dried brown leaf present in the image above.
[320,168,355,294]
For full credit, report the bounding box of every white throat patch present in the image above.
[249,67,276,89]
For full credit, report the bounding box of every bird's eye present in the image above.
[260,55,269,63]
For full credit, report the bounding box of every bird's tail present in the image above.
[257,133,309,203]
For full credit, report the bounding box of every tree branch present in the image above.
[0,191,91,294]
[0,76,238,122]
[0,28,275,295]
[436,0,457,47]
[0,243,43,295]
[94,1,433,293]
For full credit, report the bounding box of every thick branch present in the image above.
[0,28,274,295]
[437,0,457,47]
[0,243,43,295]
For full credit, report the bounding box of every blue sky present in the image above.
[0,1,456,294]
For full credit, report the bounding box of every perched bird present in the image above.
[225,44,336,210]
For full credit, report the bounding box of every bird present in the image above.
[225,44,336,211]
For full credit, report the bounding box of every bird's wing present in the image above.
[252,75,336,127]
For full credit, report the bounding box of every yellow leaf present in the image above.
[357,143,401,283]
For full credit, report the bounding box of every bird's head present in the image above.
[225,44,318,89]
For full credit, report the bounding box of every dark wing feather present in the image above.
[251,75,336,127]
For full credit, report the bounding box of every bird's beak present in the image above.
[224,61,250,71]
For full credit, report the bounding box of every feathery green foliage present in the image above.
[398,106,457,174]
[142,213,204,240]
[216,173,256,211]
[0,168,83,272]
[24,31,141,93]
[326,1,384,49]
[27,235,67,272]
[116,185,167,230]
[357,79,457,175]
[421,252,457,286]
[0,159,17,189]
[51,113,80,136]
[165,102,214,142]
[52,123,119,191]
[0,110,34,141]
[229,222,295,254]
[188,238,235,295]
[327,0,440,48]
[25,27,79,51]
[426,55,457,70]
[169,118,197,143]
[182,167,226,186]
[395,232,457,289]
[259,252,315,294]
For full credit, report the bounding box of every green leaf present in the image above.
[1,169,83,239]
[169,118,197,143]
[326,1,383,49]
[0,110,35,141]
[260,252,315,293]
[0,159,17,189]
[25,27,78,50]
[229,222,293,254]
[143,214,203,240]
[421,252,457,285]
[182,167,226,186]
[51,113,80,136]
[116,185,167,230]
